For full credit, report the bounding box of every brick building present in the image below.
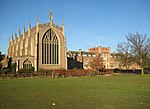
[109,52,140,70]
[88,46,110,69]
[0,52,8,69]
[67,49,97,69]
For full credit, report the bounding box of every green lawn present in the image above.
[0,74,150,109]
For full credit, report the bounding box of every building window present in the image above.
[92,54,96,57]
[83,54,87,57]
[88,54,91,57]
[42,29,59,64]
[23,59,32,69]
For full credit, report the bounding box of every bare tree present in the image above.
[90,54,104,71]
[117,42,133,70]
[126,32,150,75]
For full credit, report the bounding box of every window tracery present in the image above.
[42,29,59,64]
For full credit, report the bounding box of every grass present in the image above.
[0,74,150,109]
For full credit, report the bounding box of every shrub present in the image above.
[66,69,95,77]
[18,67,34,74]
[0,68,12,74]
[52,69,95,77]
[105,69,113,74]
[144,68,150,74]
[113,68,121,73]
[38,69,53,77]
[53,70,66,78]
[11,63,16,73]
[87,70,96,76]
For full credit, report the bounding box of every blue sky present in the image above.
[0,0,150,54]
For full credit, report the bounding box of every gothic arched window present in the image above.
[23,59,32,69]
[42,29,59,64]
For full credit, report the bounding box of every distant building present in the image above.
[8,9,67,71]
[88,46,110,69]
[67,49,97,69]
[67,46,140,70]
[110,52,140,70]
[0,58,8,69]
[109,52,120,69]
[0,52,5,62]
[0,52,8,69]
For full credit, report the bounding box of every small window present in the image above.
[23,59,32,69]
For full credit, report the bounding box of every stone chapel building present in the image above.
[8,9,67,71]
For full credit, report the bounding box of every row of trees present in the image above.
[117,32,150,75]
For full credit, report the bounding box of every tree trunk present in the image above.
[141,58,144,75]
[141,67,144,75]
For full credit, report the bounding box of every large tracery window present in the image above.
[23,59,32,69]
[42,29,59,64]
